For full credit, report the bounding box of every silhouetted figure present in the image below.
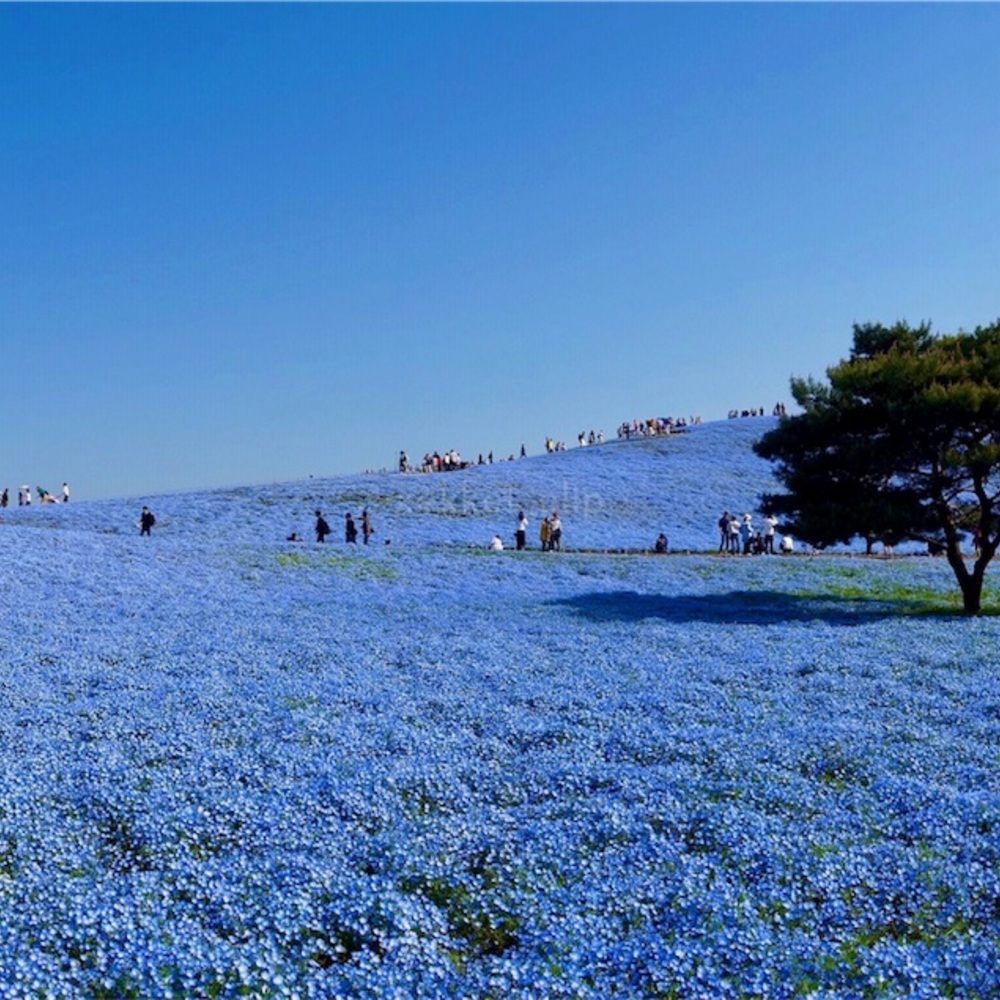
[315,510,331,543]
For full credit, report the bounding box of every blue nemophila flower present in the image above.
[0,420,997,995]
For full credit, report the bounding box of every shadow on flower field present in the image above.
[551,587,964,625]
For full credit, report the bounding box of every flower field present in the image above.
[1,419,998,998]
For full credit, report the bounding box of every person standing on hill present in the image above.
[139,506,156,537]
[728,514,741,554]
[361,509,374,545]
[717,511,730,552]
[540,515,551,552]
[764,513,778,553]
[549,512,562,551]
[515,511,528,551]
[314,510,331,543]
[345,512,358,544]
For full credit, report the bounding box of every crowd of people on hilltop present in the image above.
[716,510,793,555]
[416,450,471,473]
[399,413,719,473]
[728,403,787,419]
[547,417,704,451]
[1,483,70,507]
[400,445,529,473]
[617,416,700,440]
[399,405,794,477]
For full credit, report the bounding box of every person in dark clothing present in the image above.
[345,512,358,544]
[361,509,373,545]
[315,510,331,543]
[139,506,156,537]
[717,511,730,553]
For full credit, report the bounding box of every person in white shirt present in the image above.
[549,513,562,551]
[515,512,528,550]
[728,515,741,553]
[764,513,778,553]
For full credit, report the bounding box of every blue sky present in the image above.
[3,4,1000,500]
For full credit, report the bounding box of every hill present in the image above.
[1,416,781,552]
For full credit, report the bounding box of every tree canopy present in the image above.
[754,320,1000,614]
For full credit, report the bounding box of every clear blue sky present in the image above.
[3,4,1000,500]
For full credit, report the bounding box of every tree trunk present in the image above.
[945,540,985,615]
[958,569,984,615]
